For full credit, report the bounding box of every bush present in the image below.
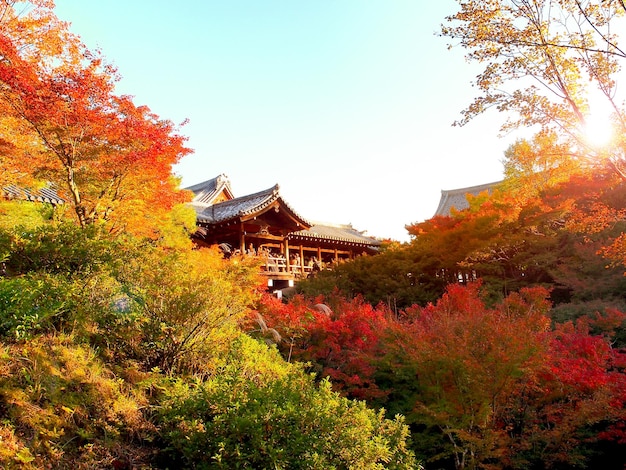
[0,274,76,339]
[106,246,262,374]
[0,334,156,469]
[157,335,419,469]
[0,222,115,278]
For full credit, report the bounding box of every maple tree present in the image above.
[269,281,626,468]
[0,1,191,236]
[253,293,391,400]
[391,283,552,469]
[0,0,80,188]
[386,283,626,469]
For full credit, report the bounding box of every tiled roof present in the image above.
[3,185,65,205]
[193,184,310,227]
[290,223,381,247]
[185,174,234,205]
[187,175,378,248]
[434,181,501,217]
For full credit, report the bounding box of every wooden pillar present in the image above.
[240,223,245,253]
[284,237,290,270]
[299,244,305,274]
[334,248,338,263]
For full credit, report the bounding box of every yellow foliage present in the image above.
[0,334,155,468]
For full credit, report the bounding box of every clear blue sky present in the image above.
[53,0,515,241]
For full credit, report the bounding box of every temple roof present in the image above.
[290,223,381,247]
[434,181,501,217]
[185,174,234,206]
[3,185,65,205]
[187,174,379,248]
[191,184,310,227]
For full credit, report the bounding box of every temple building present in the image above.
[434,181,501,217]
[186,174,381,289]
[2,176,380,290]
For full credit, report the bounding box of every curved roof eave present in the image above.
[289,228,381,246]
[196,184,310,228]
[290,233,380,246]
[243,195,310,228]
[186,174,235,206]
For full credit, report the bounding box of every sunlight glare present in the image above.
[583,112,614,149]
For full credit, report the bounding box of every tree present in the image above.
[373,282,626,469]
[523,319,626,468]
[297,240,455,311]
[394,283,552,469]
[0,1,191,235]
[501,130,582,202]
[442,0,626,178]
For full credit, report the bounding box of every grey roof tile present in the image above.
[194,184,310,226]
[434,181,501,217]
[3,185,65,205]
[290,223,380,246]
[185,174,234,205]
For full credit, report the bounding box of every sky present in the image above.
[52,0,517,241]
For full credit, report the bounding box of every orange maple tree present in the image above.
[0,1,191,236]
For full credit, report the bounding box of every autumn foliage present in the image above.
[289,159,626,468]
[3,1,626,469]
[0,1,191,237]
[0,3,420,469]
[257,281,626,469]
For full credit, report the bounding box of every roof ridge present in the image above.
[308,220,354,229]
[440,180,502,194]
[222,184,278,206]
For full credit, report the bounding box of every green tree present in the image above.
[298,242,449,311]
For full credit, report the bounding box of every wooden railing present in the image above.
[260,256,315,277]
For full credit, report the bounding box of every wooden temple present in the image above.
[186,174,381,289]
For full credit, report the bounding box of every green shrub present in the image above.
[0,222,115,277]
[0,274,76,339]
[157,335,419,469]
[110,246,260,374]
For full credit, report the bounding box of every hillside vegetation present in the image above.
[3,1,626,469]
[0,2,417,468]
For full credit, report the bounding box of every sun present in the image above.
[582,109,615,149]
[584,118,614,148]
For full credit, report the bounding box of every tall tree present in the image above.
[0,1,191,235]
[501,130,581,203]
[0,0,78,187]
